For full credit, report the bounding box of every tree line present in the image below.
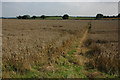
[96,13,120,19]
[17,14,69,20]
[16,13,120,20]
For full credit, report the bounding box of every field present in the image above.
[44,16,95,20]
[2,19,119,78]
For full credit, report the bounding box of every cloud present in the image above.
[0,2,1,17]
[2,2,118,17]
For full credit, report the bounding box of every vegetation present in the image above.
[62,14,69,19]
[17,16,22,19]
[95,13,120,19]
[40,15,46,19]
[85,20,119,77]
[15,13,120,20]
[117,13,120,18]
[96,14,104,19]
[17,15,31,19]
[2,12,120,78]
[2,19,119,78]
[31,16,37,19]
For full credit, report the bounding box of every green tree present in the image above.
[41,15,46,19]
[22,15,31,19]
[117,13,120,18]
[31,16,37,19]
[96,14,103,19]
[62,14,69,19]
[17,16,22,19]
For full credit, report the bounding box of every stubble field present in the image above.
[2,19,119,78]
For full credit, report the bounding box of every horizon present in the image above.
[1,15,97,18]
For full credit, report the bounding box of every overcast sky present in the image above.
[1,0,120,2]
[1,0,119,17]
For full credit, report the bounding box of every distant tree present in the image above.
[103,16,107,18]
[31,16,37,19]
[62,14,69,19]
[22,15,31,19]
[106,16,110,18]
[117,13,120,18]
[41,15,46,19]
[17,16,22,19]
[112,16,115,18]
[96,14,103,19]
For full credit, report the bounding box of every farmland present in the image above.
[2,19,119,78]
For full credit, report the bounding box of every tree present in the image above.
[106,16,110,18]
[31,16,37,19]
[22,15,30,19]
[117,13,120,18]
[96,14,103,19]
[17,16,22,19]
[62,14,69,19]
[41,15,46,19]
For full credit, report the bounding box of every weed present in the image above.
[67,49,76,55]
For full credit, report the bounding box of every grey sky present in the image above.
[2,2,119,17]
[0,2,2,17]
[2,0,120,2]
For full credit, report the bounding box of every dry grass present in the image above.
[2,19,89,78]
[85,20,119,76]
[2,19,119,78]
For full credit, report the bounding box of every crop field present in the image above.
[2,19,119,78]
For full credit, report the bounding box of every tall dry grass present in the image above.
[84,20,119,76]
[2,19,88,77]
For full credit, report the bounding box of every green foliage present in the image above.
[40,15,46,19]
[67,49,76,55]
[118,13,120,18]
[17,16,22,19]
[62,14,69,19]
[22,15,31,19]
[96,14,104,19]
[31,16,37,19]
[55,56,87,78]
[16,15,96,20]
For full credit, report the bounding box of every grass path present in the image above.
[72,23,106,78]
[73,23,117,78]
[55,22,118,78]
[79,29,88,47]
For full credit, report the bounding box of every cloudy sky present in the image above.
[1,0,120,2]
[1,0,119,17]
